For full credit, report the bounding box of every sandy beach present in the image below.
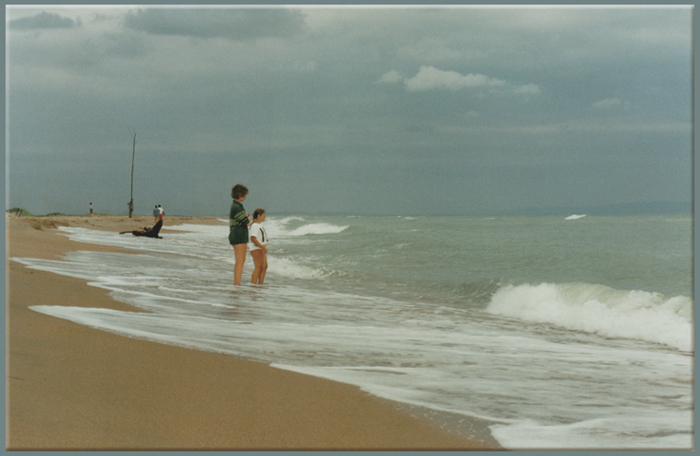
[6,214,499,450]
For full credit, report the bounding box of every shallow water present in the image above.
[14,214,693,449]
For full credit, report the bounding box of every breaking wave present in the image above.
[486,282,692,351]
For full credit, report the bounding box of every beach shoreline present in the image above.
[6,214,500,450]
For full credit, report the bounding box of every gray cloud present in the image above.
[592,97,630,111]
[9,11,81,30]
[124,8,306,40]
[5,6,692,216]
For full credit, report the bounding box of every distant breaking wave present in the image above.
[486,282,692,352]
[268,217,349,238]
[285,223,348,237]
[565,214,587,220]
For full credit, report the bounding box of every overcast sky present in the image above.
[6,5,692,216]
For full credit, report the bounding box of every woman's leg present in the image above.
[233,243,247,286]
[250,249,263,284]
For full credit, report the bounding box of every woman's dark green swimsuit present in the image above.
[229,200,250,245]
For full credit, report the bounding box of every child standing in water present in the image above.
[229,184,251,286]
[249,208,269,285]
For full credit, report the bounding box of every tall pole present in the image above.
[128,130,136,218]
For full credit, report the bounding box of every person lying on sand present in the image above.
[119,219,163,239]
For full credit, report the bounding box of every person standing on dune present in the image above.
[229,184,251,286]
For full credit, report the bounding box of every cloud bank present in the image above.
[124,8,306,40]
[9,11,81,30]
[5,6,692,216]
[592,97,630,110]
[379,66,541,97]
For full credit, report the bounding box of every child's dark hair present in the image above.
[231,184,249,200]
[253,208,266,220]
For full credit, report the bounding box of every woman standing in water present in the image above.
[229,184,251,286]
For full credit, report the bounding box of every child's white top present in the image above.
[249,222,268,251]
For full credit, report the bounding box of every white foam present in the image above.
[247,218,348,243]
[487,283,693,351]
[490,413,694,450]
[565,214,587,220]
[284,223,348,237]
[267,257,327,279]
[276,216,307,224]
[14,217,693,450]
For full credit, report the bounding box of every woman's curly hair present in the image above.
[231,184,249,200]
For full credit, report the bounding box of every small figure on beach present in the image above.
[153,205,159,223]
[229,184,251,286]
[158,204,164,220]
[89,202,93,217]
[119,219,163,239]
[249,208,269,285]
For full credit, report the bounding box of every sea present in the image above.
[13,213,693,450]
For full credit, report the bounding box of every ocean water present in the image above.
[13,214,693,450]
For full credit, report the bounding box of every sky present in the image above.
[5,5,693,216]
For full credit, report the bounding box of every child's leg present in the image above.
[251,249,263,284]
[258,252,268,284]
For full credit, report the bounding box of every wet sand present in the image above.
[6,214,500,450]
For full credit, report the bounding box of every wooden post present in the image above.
[128,130,136,218]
